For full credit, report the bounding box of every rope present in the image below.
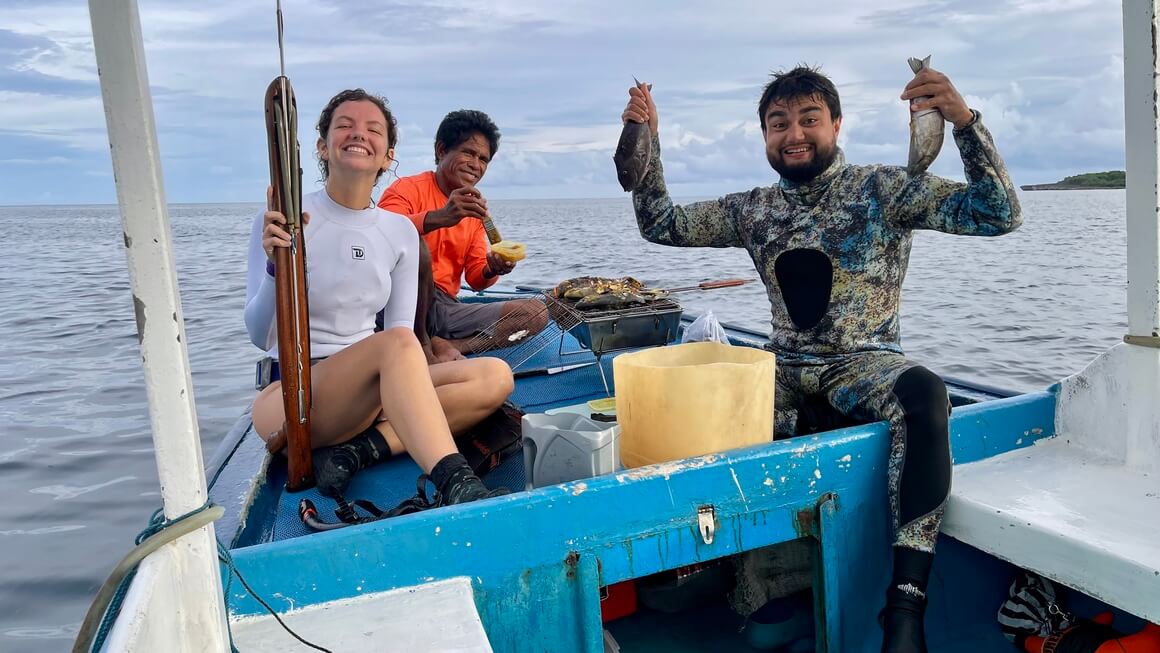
[77,499,333,653]
[77,503,223,653]
[206,424,250,492]
[217,542,332,652]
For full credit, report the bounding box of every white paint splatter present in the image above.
[614,454,725,482]
[271,593,296,610]
[814,469,822,479]
[730,468,748,503]
[838,454,852,463]
[763,478,775,487]
[570,482,588,496]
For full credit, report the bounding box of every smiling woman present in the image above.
[245,88,515,510]
[313,89,398,189]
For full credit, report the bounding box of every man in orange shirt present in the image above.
[379,110,547,361]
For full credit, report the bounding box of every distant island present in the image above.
[1020,171,1125,191]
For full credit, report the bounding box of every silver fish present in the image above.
[906,55,945,176]
[613,78,653,192]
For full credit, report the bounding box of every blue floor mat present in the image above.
[486,322,595,372]
[264,322,635,544]
[510,355,616,413]
[268,448,529,543]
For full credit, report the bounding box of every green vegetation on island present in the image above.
[1020,170,1125,190]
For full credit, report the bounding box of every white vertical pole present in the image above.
[88,0,229,649]
[1123,0,1160,339]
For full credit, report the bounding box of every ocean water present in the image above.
[0,189,1127,650]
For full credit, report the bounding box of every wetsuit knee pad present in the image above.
[892,366,950,423]
[892,366,952,522]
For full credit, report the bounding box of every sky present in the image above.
[0,0,1127,205]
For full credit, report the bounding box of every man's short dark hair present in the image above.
[757,66,842,129]
[434,109,500,162]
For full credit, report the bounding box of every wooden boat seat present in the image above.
[942,437,1160,622]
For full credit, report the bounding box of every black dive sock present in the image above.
[427,452,510,506]
[890,546,933,600]
[355,425,392,461]
[312,426,393,498]
[429,453,471,492]
[881,547,933,653]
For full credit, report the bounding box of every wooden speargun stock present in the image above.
[264,1,313,491]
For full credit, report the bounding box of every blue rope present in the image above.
[88,498,331,652]
[89,503,218,652]
[90,566,138,652]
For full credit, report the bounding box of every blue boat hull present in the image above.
[205,304,1142,651]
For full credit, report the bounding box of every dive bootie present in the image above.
[879,583,928,653]
[439,467,510,505]
[429,453,510,506]
[311,427,392,498]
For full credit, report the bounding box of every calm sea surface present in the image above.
[0,190,1127,650]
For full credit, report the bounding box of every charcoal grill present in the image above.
[542,291,684,395]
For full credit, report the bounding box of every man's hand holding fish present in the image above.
[900,65,973,129]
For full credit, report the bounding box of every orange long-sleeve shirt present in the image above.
[377,171,497,296]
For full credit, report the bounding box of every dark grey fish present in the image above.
[907,55,945,176]
[575,290,648,310]
[613,79,653,192]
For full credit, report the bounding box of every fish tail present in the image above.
[907,55,931,75]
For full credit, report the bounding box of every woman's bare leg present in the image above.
[359,356,513,455]
[253,327,458,471]
[430,357,513,433]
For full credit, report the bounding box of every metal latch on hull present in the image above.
[697,505,716,544]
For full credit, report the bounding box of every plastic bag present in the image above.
[681,310,730,344]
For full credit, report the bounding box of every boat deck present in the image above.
[211,299,1150,653]
[229,317,1007,549]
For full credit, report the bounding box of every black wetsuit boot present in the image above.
[429,453,510,506]
[312,426,393,498]
[880,547,933,653]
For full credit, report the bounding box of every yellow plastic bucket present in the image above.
[613,341,776,468]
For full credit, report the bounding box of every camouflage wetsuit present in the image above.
[632,111,1022,551]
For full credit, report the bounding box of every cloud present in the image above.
[0,0,1130,204]
[0,156,71,165]
[0,90,107,150]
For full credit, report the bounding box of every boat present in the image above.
[80,0,1159,651]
